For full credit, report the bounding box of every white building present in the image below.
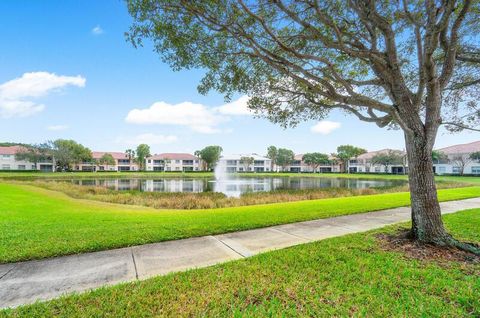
[348,149,407,174]
[76,151,140,172]
[0,146,54,172]
[433,141,480,175]
[146,153,202,172]
[284,154,341,173]
[218,154,272,172]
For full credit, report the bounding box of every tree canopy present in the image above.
[266,146,278,171]
[127,0,480,133]
[370,150,405,171]
[302,152,331,172]
[98,153,116,167]
[51,140,92,171]
[276,148,295,170]
[126,0,480,251]
[239,156,254,171]
[334,145,367,172]
[469,151,480,161]
[432,150,448,163]
[196,146,223,171]
[136,144,151,170]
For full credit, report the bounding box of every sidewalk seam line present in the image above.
[211,236,247,258]
[130,248,139,280]
[269,227,312,242]
[0,266,15,281]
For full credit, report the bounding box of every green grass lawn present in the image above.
[2,209,479,317]
[1,182,479,263]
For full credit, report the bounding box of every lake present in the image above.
[60,176,406,197]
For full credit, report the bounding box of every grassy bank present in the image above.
[1,182,479,263]
[13,179,466,209]
[2,209,479,317]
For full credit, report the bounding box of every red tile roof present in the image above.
[437,141,480,154]
[92,151,129,160]
[148,153,199,160]
[356,149,405,160]
[294,154,304,161]
[0,145,27,155]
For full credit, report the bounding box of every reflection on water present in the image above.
[62,177,406,197]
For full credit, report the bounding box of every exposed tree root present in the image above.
[446,238,480,256]
[406,229,480,256]
[378,230,480,265]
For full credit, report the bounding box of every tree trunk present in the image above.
[404,132,450,244]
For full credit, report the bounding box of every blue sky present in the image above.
[0,0,478,156]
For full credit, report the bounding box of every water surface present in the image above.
[57,176,406,197]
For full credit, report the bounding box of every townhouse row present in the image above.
[1,140,479,174]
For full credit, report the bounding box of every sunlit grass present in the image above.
[1,182,479,263]
[2,209,479,317]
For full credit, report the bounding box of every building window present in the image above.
[452,166,461,174]
[1,164,11,170]
[17,165,26,170]
[375,166,380,172]
[226,160,237,166]
[254,160,264,166]
[175,160,181,163]
[438,166,446,173]
[472,166,480,175]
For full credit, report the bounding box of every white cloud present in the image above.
[47,125,68,131]
[0,72,86,118]
[116,133,178,146]
[216,95,252,115]
[310,120,341,135]
[125,96,256,134]
[125,101,229,134]
[91,25,104,35]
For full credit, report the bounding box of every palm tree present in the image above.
[125,149,135,171]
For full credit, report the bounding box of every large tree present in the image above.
[98,153,116,171]
[239,156,254,172]
[196,145,223,171]
[450,154,473,175]
[470,151,480,161]
[136,144,151,171]
[51,140,92,171]
[266,145,278,172]
[125,149,136,171]
[14,143,52,170]
[302,152,331,172]
[127,1,480,253]
[335,145,367,173]
[276,148,295,171]
[370,150,405,173]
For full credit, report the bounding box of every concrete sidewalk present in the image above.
[1,198,479,309]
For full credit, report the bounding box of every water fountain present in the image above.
[211,159,270,197]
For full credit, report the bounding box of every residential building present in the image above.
[145,153,202,172]
[75,152,139,172]
[217,154,272,173]
[348,149,407,174]
[433,141,480,175]
[284,154,341,173]
[0,146,54,172]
